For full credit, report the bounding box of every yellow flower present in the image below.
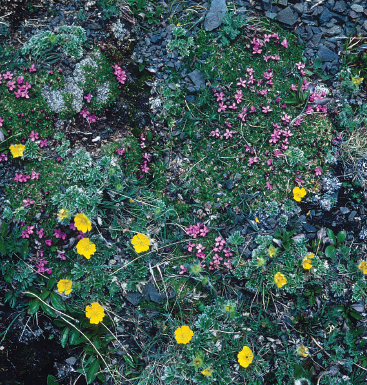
[297,344,309,357]
[352,77,364,85]
[274,272,287,288]
[255,217,260,223]
[293,186,307,202]
[57,209,69,221]
[129,198,134,203]
[131,233,150,253]
[177,22,181,26]
[267,245,276,258]
[85,302,105,324]
[76,238,96,259]
[9,144,25,158]
[74,213,92,233]
[302,253,314,270]
[57,279,73,295]
[174,325,193,344]
[358,261,367,274]
[201,368,213,376]
[237,346,253,368]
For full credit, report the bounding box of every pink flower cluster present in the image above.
[14,173,30,183]
[185,223,209,238]
[53,228,66,240]
[36,260,52,274]
[21,225,34,238]
[23,198,35,206]
[80,108,98,123]
[5,73,33,98]
[0,153,7,162]
[112,64,126,85]
[141,152,151,174]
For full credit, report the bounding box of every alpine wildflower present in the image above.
[57,209,69,221]
[358,261,367,274]
[174,325,193,344]
[131,233,150,253]
[302,253,314,270]
[57,279,73,295]
[9,144,25,158]
[74,213,92,233]
[201,368,213,377]
[76,238,96,259]
[85,302,105,324]
[274,272,287,288]
[297,345,309,357]
[237,346,254,368]
[293,186,307,202]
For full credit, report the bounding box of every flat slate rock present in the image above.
[188,69,206,90]
[204,0,228,31]
[317,46,339,61]
[277,6,298,26]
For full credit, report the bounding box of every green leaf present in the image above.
[349,309,362,321]
[325,245,336,259]
[40,302,56,317]
[60,327,70,348]
[40,290,51,300]
[0,237,6,255]
[47,375,59,385]
[1,222,8,237]
[47,277,57,289]
[50,292,66,311]
[123,354,136,368]
[28,299,40,315]
[86,358,100,384]
[337,231,346,245]
[326,228,336,245]
[69,328,80,345]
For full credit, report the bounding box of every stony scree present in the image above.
[204,0,228,31]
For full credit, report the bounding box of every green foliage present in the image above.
[168,26,195,57]
[21,25,87,60]
[217,12,245,46]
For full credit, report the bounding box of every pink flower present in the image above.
[196,252,206,259]
[0,153,8,162]
[28,64,37,73]
[31,171,40,180]
[306,106,314,114]
[141,163,149,173]
[264,34,271,43]
[3,71,13,80]
[210,128,220,138]
[236,78,246,87]
[262,106,273,114]
[281,38,289,48]
[246,68,255,76]
[299,69,306,76]
[29,131,39,141]
[0,117,3,127]
[290,84,298,91]
[271,32,279,40]
[80,109,90,118]
[224,129,235,139]
[37,228,44,239]
[187,241,196,252]
[87,114,98,123]
[14,90,23,98]
[248,156,258,165]
[252,45,262,54]
[14,173,23,183]
[45,239,52,246]
[40,139,47,147]
[295,62,305,70]
[281,114,291,125]
[266,181,273,190]
[314,167,323,176]
[267,159,273,166]
[23,198,35,206]
[7,81,16,91]
[249,106,256,113]
[295,177,305,186]
[216,92,224,101]
[179,265,187,275]
[16,76,24,85]
[218,103,227,113]
[84,93,92,103]
[196,243,205,253]
[271,55,280,61]
[228,103,238,110]
[293,117,303,127]
[274,149,283,158]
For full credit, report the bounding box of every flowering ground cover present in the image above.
[1,2,367,385]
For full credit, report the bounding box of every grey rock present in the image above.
[293,3,304,14]
[265,11,278,19]
[225,179,233,190]
[151,34,162,44]
[349,10,359,19]
[333,0,346,13]
[319,8,333,23]
[348,210,357,221]
[295,26,305,35]
[124,291,143,305]
[277,6,298,25]
[204,0,228,31]
[277,0,287,6]
[304,223,317,232]
[188,69,206,90]
[317,46,339,61]
[326,25,342,36]
[66,357,77,365]
[233,173,242,182]
[185,95,195,102]
[339,207,350,215]
[311,33,323,46]
[351,4,364,13]
[143,283,165,303]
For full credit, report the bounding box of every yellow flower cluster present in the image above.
[76,238,96,259]
[57,279,73,295]
[293,187,307,202]
[9,144,25,158]
[74,213,92,233]
[274,272,287,288]
[237,346,253,368]
[131,233,150,253]
[85,302,105,324]
[302,253,314,270]
[358,261,367,274]
[174,325,193,344]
